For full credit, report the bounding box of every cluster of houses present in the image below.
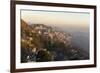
[31,24,72,46]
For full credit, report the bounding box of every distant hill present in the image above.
[21,19,89,63]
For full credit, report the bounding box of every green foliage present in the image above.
[36,50,53,62]
[21,48,28,63]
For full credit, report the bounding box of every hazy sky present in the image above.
[21,10,90,28]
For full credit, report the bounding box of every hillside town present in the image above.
[30,24,72,46]
[21,19,89,63]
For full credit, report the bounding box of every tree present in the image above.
[36,49,53,62]
[21,48,28,63]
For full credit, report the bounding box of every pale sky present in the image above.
[21,10,90,28]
